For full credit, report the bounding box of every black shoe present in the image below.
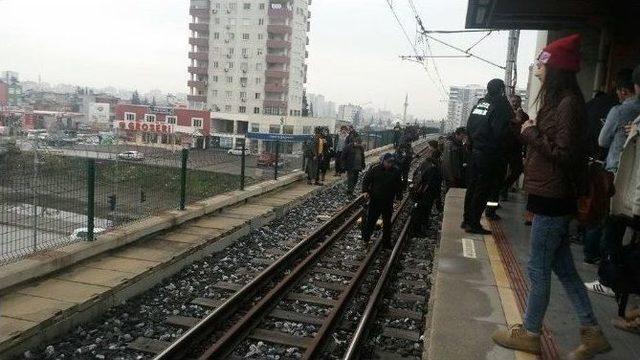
[466,227,491,235]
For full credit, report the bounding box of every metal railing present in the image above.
[0,130,410,265]
[0,136,305,264]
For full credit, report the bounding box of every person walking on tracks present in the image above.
[492,34,610,359]
[343,136,366,196]
[361,153,402,248]
[462,78,512,234]
[411,145,443,236]
[395,141,414,193]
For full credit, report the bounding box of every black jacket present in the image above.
[343,143,366,172]
[466,95,513,157]
[395,144,414,172]
[412,157,442,198]
[362,163,402,204]
[441,135,466,186]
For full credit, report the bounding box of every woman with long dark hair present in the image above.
[492,34,611,359]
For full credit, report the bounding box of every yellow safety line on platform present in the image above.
[484,233,537,360]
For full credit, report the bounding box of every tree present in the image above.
[301,91,309,117]
[309,102,314,117]
[131,90,141,105]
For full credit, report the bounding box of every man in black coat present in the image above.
[362,153,402,247]
[395,142,414,193]
[411,147,443,236]
[462,79,512,234]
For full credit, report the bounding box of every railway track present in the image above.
[122,145,431,360]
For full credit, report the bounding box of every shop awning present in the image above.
[465,0,609,29]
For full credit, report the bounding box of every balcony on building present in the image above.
[189,37,209,47]
[264,83,288,92]
[187,94,207,103]
[268,8,293,18]
[267,39,291,49]
[189,23,209,33]
[188,66,209,75]
[263,99,288,108]
[267,24,292,35]
[189,6,210,20]
[188,80,208,89]
[266,55,290,64]
[188,51,209,61]
[265,70,289,78]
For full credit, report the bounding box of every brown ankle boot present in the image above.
[492,324,541,355]
[568,326,611,360]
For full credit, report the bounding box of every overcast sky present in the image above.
[0,0,537,119]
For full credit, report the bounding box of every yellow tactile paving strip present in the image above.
[485,233,537,360]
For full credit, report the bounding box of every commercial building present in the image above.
[187,0,311,118]
[211,111,335,154]
[114,104,211,149]
[0,71,22,107]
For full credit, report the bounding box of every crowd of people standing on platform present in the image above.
[433,33,640,359]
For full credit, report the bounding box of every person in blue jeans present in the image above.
[492,34,610,359]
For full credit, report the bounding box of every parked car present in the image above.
[227,148,244,156]
[117,150,145,161]
[70,227,106,241]
[257,153,286,168]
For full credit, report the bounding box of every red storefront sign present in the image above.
[118,121,173,134]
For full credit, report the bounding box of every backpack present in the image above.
[577,160,615,225]
[598,230,640,317]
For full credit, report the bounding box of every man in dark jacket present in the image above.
[442,127,467,189]
[462,79,513,234]
[343,136,366,195]
[411,147,443,236]
[395,142,414,193]
[362,153,402,247]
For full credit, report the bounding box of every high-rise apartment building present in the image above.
[447,85,486,128]
[447,85,530,128]
[187,0,311,117]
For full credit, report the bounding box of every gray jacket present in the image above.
[598,96,640,171]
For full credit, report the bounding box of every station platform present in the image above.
[426,189,640,360]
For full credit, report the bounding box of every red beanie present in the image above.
[539,34,581,72]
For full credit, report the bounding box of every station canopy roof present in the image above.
[465,0,638,30]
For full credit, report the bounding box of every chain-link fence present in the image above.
[0,136,310,264]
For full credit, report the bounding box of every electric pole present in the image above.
[505,30,520,96]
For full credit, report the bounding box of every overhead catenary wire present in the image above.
[383,0,448,100]
[406,0,448,96]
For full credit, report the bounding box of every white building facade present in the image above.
[187,0,311,118]
[447,85,486,128]
[337,103,362,123]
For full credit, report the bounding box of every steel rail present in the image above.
[301,196,412,359]
[199,207,366,359]
[154,195,365,359]
[342,212,413,359]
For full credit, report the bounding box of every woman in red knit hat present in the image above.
[492,34,611,359]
